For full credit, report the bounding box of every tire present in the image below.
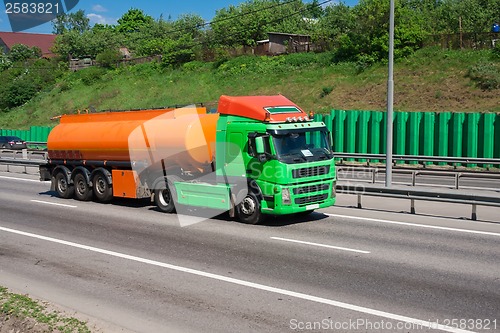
[92,172,113,202]
[237,192,264,224]
[74,173,93,201]
[154,187,175,213]
[55,172,74,199]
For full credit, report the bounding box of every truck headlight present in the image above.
[282,187,291,205]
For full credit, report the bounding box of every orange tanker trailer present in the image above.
[43,105,218,201]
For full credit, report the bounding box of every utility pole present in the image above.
[386,0,395,187]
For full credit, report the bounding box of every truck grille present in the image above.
[293,183,329,195]
[294,193,328,205]
[292,165,330,178]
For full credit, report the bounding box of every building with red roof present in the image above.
[0,32,57,58]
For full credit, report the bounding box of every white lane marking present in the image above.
[0,225,473,333]
[271,236,370,254]
[30,200,77,208]
[0,175,46,183]
[326,213,500,238]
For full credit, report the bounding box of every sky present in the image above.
[0,0,358,34]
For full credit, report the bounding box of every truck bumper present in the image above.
[260,180,336,215]
[262,197,336,215]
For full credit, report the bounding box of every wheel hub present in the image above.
[96,178,106,194]
[77,179,86,194]
[58,178,67,192]
[241,197,256,215]
[158,189,171,206]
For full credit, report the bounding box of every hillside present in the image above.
[0,47,499,129]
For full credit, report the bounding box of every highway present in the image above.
[0,171,499,333]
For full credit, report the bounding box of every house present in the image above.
[0,32,57,58]
[256,32,313,55]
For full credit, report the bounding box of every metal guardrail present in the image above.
[334,152,500,167]
[26,141,47,149]
[0,157,42,173]
[337,183,500,221]
[337,166,500,191]
[0,148,46,173]
[0,149,47,160]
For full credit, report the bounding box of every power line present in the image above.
[187,0,332,48]
[158,0,301,36]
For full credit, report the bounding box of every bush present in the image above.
[96,49,122,68]
[320,86,334,98]
[124,62,161,76]
[182,61,205,71]
[76,67,108,85]
[284,52,323,67]
[8,44,41,62]
[161,37,196,68]
[355,54,377,73]
[492,43,500,60]
[467,62,500,90]
[0,77,38,109]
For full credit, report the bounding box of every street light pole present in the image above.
[386,0,395,187]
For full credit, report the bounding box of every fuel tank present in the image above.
[48,107,218,171]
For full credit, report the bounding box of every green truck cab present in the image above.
[172,95,336,224]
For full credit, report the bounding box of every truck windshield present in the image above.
[271,129,333,164]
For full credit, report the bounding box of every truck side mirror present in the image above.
[255,137,265,154]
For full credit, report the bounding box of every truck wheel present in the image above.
[55,172,74,199]
[74,173,93,201]
[154,188,175,213]
[237,192,264,224]
[93,172,113,202]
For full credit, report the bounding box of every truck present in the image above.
[40,95,336,224]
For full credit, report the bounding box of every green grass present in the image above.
[0,286,91,333]
[0,47,498,129]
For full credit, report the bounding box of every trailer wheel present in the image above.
[237,192,264,224]
[154,188,175,213]
[93,172,113,202]
[74,173,93,201]
[55,172,74,199]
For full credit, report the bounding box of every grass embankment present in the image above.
[0,47,498,129]
[0,286,92,332]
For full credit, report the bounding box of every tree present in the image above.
[117,9,154,33]
[8,44,41,62]
[53,28,120,59]
[162,36,196,67]
[172,14,205,39]
[52,10,90,34]
[315,3,355,46]
[306,0,324,19]
[0,50,10,71]
[210,0,308,47]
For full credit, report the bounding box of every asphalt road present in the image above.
[0,171,499,333]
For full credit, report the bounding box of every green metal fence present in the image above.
[0,126,52,142]
[324,110,500,168]
[1,110,500,168]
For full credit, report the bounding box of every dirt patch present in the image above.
[0,287,95,333]
[0,313,51,333]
